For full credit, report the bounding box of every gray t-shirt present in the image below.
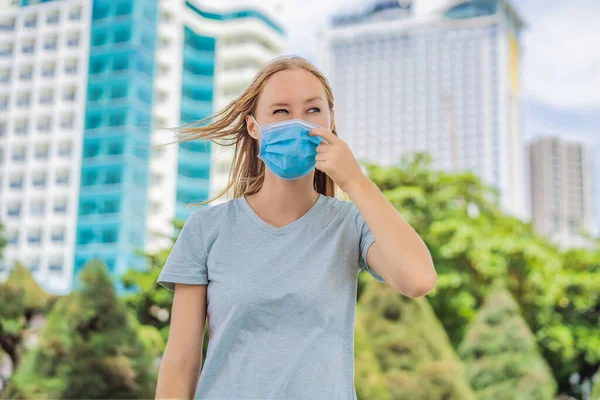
[157,193,384,400]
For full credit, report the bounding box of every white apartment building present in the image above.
[0,0,283,295]
[530,136,595,249]
[321,0,526,217]
[0,0,91,294]
[145,0,284,252]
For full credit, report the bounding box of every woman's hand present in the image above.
[309,127,368,194]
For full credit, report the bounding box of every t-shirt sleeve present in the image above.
[157,210,208,292]
[353,205,385,282]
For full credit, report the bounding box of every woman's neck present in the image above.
[245,172,320,228]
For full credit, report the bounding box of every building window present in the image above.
[53,199,67,213]
[0,95,8,110]
[12,147,26,162]
[60,113,74,129]
[0,18,15,31]
[49,261,63,272]
[32,172,47,188]
[35,118,50,134]
[16,92,31,107]
[7,203,21,217]
[56,171,70,185]
[7,231,19,245]
[28,229,42,245]
[63,86,76,102]
[40,89,53,105]
[44,36,58,51]
[41,62,55,78]
[69,7,82,21]
[65,59,78,74]
[24,15,37,28]
[0,45,13,57]
[14,119,28,135]
[66,33,80,48]
[0,122,6,137]
[19,66,33,80]
[58,141,72,157]
[51,228,65,243]
[34,146,49,160]
[0,68,10,82]
[47,11,60,25]
[22,40,35,54]
[30,200,45,216]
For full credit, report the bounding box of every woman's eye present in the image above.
[308,107,321,113]
[273,109,288,114]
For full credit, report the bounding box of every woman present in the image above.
[155,55,436,399]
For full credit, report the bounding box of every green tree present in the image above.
[0,221,7,260]
[3,260,156,399]
[0,263,53,387]
[121,220,210,367]
[538,248,600,393]
[365,154,600,396]
[354,305,390,400]
[357,282,476,400]
[458,285,556,399]
[591,368,600,400]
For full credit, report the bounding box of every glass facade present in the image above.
[445,0,499,19]
[185,0,284,35]
[74,0,158,292]
[176,27,215,220]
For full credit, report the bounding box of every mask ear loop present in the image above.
[249,115,264,161]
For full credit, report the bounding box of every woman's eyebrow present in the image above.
[269,97,324,108]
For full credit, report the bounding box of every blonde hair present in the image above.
[170,55,338,205]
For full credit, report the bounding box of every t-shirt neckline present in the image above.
[238,193,325,235]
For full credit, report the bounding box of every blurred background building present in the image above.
[529,136,594,249]
[321,0,526,218]
[0,0,597,296]
[0,0,283,295]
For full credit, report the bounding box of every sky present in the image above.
[218,0,600,229]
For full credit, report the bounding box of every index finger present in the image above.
[308,127,338,144]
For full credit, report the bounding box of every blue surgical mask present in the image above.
[252,117,325,180]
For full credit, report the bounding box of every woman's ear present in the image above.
[329,108,335,131]
[246,115,260,140]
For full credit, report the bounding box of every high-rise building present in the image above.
[0,0,284,295]
[145,0,284,252]
[0,0,93,295]
[321,0,526,217]
[529,136,594,249]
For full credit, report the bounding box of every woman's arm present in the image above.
[155,283,207,399]
[347,177,436,298]
[310,127,436,298]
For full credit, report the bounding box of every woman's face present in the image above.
[247,68,333,140]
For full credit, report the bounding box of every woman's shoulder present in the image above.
[320,194,360,218]
[186,197,240,226]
